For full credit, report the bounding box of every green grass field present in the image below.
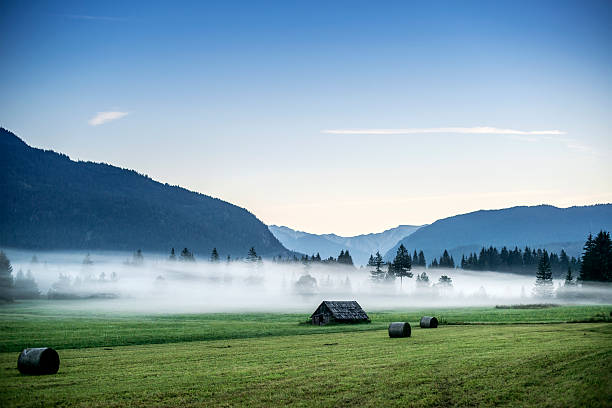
[1,301,611,407]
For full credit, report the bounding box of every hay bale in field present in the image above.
[388,322,411,338]
[420,316,438,328]
[18,348,60,375]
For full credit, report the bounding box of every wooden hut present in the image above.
[310,301,370,325]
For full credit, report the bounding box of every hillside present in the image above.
[384,204,612,263]
[0,128,289,258]
[269,224,420,265]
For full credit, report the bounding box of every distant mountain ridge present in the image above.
[269,224,421,265]
[384,204,612,263]
[0,128,289,258]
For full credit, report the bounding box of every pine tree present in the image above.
[385,262,396,281]
[210,248,220,262]
[416,271,430,287]
[13,269,40,299]
[0,251,14,301]
[369,251,385,282]
[438,250,454,268]
[392,244,413,286]
[437,275,453,287]
[343,250,354,266]
[133,249,144,265]
[559,249,570,272]
[247,247,258,263]
[83,253,93,265]
[180,248,195,262]
[169,248,176,261]
[564,267,575,286]
[418,251,426,267]
[579,233,596,281]
[337,250,354,266]
[580,230,612,282]
[534,250,553,298]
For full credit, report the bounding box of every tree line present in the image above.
[0,251,41,301]
[167,246,263,263]
[273,249,355,266]
[460,246,580,275]
[167,246,358,265]
[531,230,612,298]
[368,245,452,288]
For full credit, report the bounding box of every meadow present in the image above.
[0,301,611,407]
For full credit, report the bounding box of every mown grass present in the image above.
[0,300,610,352]
[0,323,610,407]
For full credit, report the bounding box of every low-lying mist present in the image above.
[4,250,611,314]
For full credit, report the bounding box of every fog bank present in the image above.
[4,250,611,313]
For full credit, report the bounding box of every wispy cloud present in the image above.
[88,111,129,126]
[59,14,126,22]
[322,127,566,135]
[321,126,603,155]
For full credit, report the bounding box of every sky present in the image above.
[1,0,611,236]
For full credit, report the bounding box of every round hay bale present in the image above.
[420,316,438,328]
[388,322,411,338]
[18,348,60,375]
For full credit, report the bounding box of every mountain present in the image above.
[384,204,612,263]
[269,224,420,265]
[0,128,289,258]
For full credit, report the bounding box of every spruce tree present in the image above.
[337,250,354,266]
[559,250,570,272]
[133,249,144,265]
[564,267,575,286]
[439,250,454,268]
[180,248,195,262]
[13,269,40,299]
[582,230,612,282]
[369,251,385,282]
[83,253,93,265]
[210,248,220,262]
[0,251,14,301]
[169,248,176,261]
[579,233,597,281]
[247,247,258,262]
[416,271,430,287]
[392,244,413,286]
[418,251,426,267]
[385,262,396,281]
[437,275,453,287]
[344,250,354,266]
[534,250,553,298]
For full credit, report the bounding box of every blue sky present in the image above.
[1,0,611,235]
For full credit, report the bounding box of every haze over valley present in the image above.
[2,128,611,312]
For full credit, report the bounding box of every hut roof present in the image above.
[310,300,370,321]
